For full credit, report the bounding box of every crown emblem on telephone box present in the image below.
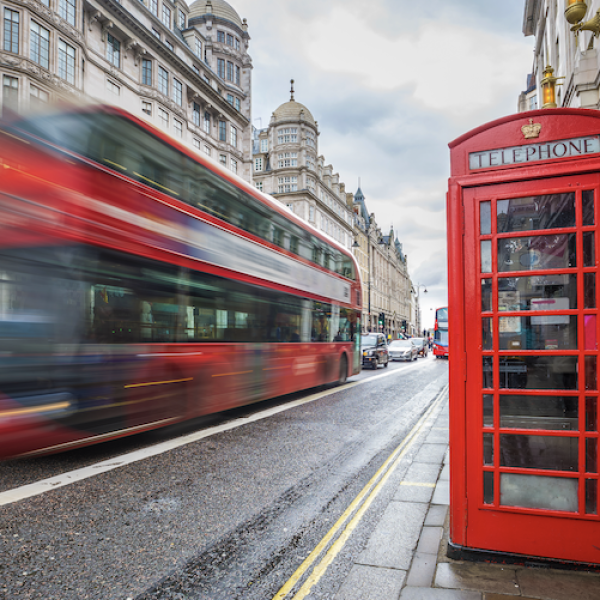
[521,119,542,139]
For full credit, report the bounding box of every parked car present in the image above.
[411,337,428,357]
[361,333,389,369]
[388,339,418,362]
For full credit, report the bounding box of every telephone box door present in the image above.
[462,173,600,563]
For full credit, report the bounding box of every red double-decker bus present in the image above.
[0,104,362,460]
[433,307,449,358]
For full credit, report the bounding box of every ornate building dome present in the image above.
[272,100,316,126]
[188,0,243,28]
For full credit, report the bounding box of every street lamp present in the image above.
[411,283,427,337]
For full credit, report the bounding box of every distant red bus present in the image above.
[433,307,449,358]
[0,105,362,459]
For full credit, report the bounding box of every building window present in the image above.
[230,125,237,148]
[204,111,211,134]
[195,37,202,57]
[4,9,19,54]
[235,38,240,51]
[174,119,182,137]
[278,152,297,168]
[309,205,315,222]
[218,120,226,142]
[226,33,233,46]
[158,66,168,96]
[142,101,152,116]
[255,181,263,191]
[58,0,76,26]
[226,61,233,81]
[106,79,120,96]
[58,40,75,84]
[254,157,262,172]
[278,127,297,144]
[234,97,240,111]
[2,75,18,115]
[30,22,50,69]
[107,33,120,68]
[149,0,157,15]
[193,102,200,127]
[178,9,185,29]
[193,138,200,149]
[158,107,168,128]
[278,176,298,193]
[529,95,538,110]
[204,145,211,156]
[162,5,171,28]
[217,58,225,79]
[217,30,225,43]
[203,74,210,84]
[30,84,49,110]
[226,93,234,106]
[219,154,227,166]
[307,176,315,194]
[142,58,152,85]
[230,158,237,173]
[165,39,173,51]
[260,138,268,153]
[152,27,160,39]
[235,65,240,85]
[173,78,182,105]
[305,130,316,147]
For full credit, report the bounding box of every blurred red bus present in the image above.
[0,105,362,459]
[433,307,449,358]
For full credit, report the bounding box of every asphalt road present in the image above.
[0,355,448,600]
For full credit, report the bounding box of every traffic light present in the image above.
[402,319,407,331]
[378,312,385,327]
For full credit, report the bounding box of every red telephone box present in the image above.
[448,109,600,566]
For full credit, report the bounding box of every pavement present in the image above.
[331,392,600,600]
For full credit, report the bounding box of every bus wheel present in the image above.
[338,355,348,384]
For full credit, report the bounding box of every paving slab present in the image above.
[517,567,600,600]
[415,443,449,464]
[417,526,443,554]
[394,482,435,503]
[403,461,441,484]
[431,479,450,505]
[425,504,448,527]
[435,562,520,596]
[333,564,406,600]
[406,551,437,587]
[358,501,428,570]
[400,587,482,599]
[426,429,450,444]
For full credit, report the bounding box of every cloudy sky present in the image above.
[230,0,533,327]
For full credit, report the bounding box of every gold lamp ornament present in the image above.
[566,0,600,47]
[540,65,565,109]
[565,0,588,25]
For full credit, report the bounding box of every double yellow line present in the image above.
[272,383,449,600]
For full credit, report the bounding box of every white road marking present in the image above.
[0,359,439,506]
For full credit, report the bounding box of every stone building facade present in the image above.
[521,0,600,111]
[352,187,412,337]
[0,0,253,180]
[252,88,356,252]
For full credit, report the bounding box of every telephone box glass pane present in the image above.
[586,438,598,473]
[498,316,577,350]
[586,397,598,431]
[483,433,494,465]
[586,479,598,514]
[481,240,492,273]
[483,471,494,504]
[480,201,491,235]
[482,318,493,350]
[497,193,575,233]
[481,279,492,312]
[583,232,595,267]
[500,473,578,512]
[483,394,494,427]
[582,190,595,226]
[500,434,578,471]
[586,356,598,391]
[483,356,494,388]
[499,356,578,389]
[497,234,576,272]
[499,395,578,430]
[584,273,596,309]
[498,275,577,310]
